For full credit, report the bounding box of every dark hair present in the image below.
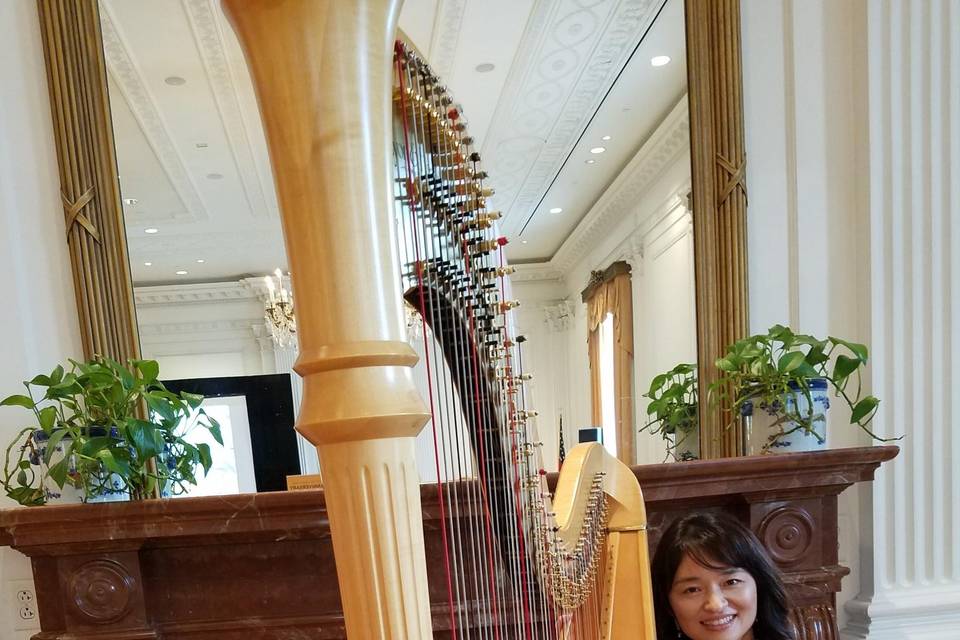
[651,512,795,640]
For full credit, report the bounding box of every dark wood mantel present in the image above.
[0,446,897,639]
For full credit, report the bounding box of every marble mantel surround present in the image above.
[0,446,896,638]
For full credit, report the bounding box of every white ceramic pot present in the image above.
[32,430,128,504]
[742,378,830,454]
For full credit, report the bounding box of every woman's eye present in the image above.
[725,578,743,586]
[682,586,700,595]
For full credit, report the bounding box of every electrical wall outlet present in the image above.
[7,579,40,631]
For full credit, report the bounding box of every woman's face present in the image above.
[668,553,757,640]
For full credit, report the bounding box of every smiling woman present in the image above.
[651,512,795,640]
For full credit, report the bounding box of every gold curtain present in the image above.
[586,271,635,465]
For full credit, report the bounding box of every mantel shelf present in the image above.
[0,445,898,639]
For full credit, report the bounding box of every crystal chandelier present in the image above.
[263,268,296,347]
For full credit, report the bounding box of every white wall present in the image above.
[134,281,275,379]
[742,0,960,636]
[0,2,84,636]
[134,280,320,475]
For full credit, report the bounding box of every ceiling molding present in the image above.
[483,0,664,233]
[511,262,564,283]
[99,4,208,224]
[552,95,689,274]
[138,318,258,337]
[134,281,257,306]
[511,94,689,283]
[427,0,468,77]
[181,0,276,219]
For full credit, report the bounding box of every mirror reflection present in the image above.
[104,0,696,485]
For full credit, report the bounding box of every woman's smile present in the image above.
[668,554,757,640]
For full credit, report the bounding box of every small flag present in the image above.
[558,413,566,468]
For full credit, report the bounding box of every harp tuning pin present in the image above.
[516,335,527,343]
[461,136,475,146]
[477,187,495,198]
[496,265,515,277]
[500,300,520,312]
[447,107,460,120]
[473,171,489,180]
[470,240,499,254]
[518,373,533,381]
[469,151,482,162]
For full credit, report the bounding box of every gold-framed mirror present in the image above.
[35,0,748,461]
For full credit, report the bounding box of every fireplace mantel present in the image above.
[0,445,897,638]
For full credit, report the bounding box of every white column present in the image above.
[743,1,874,627]
[623,240,648,466]
[843,1,960,637]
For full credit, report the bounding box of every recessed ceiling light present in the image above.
[196,259,205,263]
[651,55,671,67]
[475,63,495,73]
[144,227,159,234]
[549,207,563,214]
[521,240,528,244]
[144,262,152,267]
[590,147,606,154]
[601,135,611,141]
[195,142,209,148]
[123,197,138,205]
[175,270,188,275]
[585,159,596,164]
[206,172,224,180]
[164,76,187,86]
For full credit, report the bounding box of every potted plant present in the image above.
[641,363,699,461]
[710,324,893,453]
[1,356,221,506]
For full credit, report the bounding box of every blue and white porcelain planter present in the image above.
[31,430,128,504]
[742,378,831,454]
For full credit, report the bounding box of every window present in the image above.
[598,312,617,458]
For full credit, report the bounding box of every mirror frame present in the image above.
[36,0,749,460]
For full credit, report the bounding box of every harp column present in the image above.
[222,1,433,638]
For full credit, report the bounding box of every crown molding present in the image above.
[427,0,467,78]
[513,96,690,283]
[138,318,258,337]
[483,0,663,231]
[134,281,257,306]
[182,0,276,219]
[99,4,207,224]
[511,262,564,283]
[552,95,689,274]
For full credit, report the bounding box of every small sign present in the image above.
[286,473,323,491]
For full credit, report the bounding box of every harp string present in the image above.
[394,47,459,638]
[394,41,611,639]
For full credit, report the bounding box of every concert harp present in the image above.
[221,1,656,637]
